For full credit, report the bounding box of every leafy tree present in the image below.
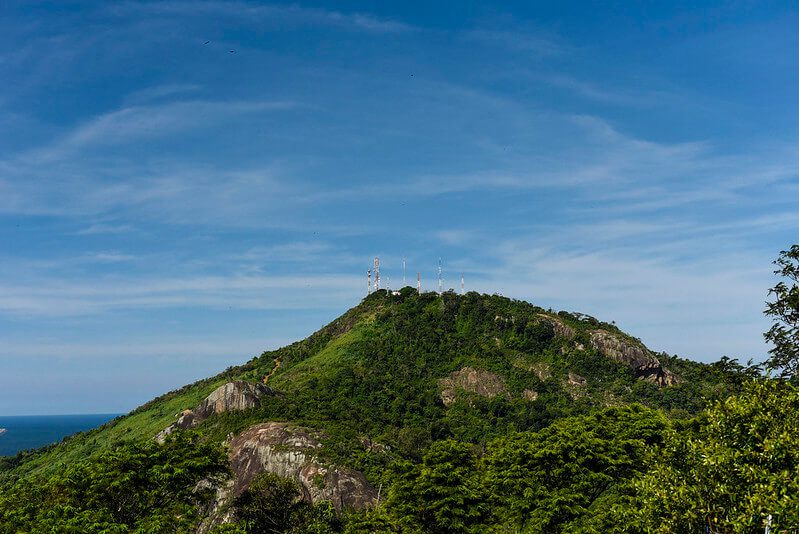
[0,432,228,533]
[235,472,302,533]
[628,380,799,533]
[387,440,487,533]
[483,405,668,533]
[234,473,342,534]
[765,244,799,376]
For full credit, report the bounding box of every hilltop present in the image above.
[0,290,749,532]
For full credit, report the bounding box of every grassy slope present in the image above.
[0,299,375,482]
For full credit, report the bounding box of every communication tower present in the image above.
[461,273,465,295]
[417,272,421,294]
[374,257,380,291]
[402,258,407,286]
[367,269,372,295]
[437,258,443,294]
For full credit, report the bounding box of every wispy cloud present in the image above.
[540,74,669,107]
[125,83,202,104]
[0,338,289,362]
[109,1,416,34]
[27,99,297,162]
[88,252,137,263]
[77,223,134,235]
[0,273,363,317]
[466,28,563,57]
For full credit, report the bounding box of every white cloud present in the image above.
[28,99,297,161]
[467,28,563,57]
[77,223,134,235]
[109,1,416,34]
[0,273,364,317]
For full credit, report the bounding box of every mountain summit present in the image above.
[0,290,740,532]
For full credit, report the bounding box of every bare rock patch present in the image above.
[438,367,508,407]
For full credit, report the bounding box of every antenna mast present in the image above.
[402,258,406,286]
[374,257,380,291]
[437,258,443,294]
[417,272,421,294]
[461,273,465,295]
[367,269,372,295]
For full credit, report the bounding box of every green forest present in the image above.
[1,245,798,533]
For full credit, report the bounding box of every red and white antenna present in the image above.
[374,257,380,291]
[437,258,443,294]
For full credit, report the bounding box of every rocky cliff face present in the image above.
[156,381,277,443]
[228,423,376,510]
[438,367,508,406]
[198,422,378,533]
[588,330,678,387]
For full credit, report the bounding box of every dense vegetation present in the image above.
[0,433,227,532]
[1,245,798,532]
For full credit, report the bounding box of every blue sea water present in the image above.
[0,414,121,457]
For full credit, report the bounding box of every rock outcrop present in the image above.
[438,367,508,406]
[589,330,679,387]
[198,422,377,532]
[537,314,576,339]
[156,381,276,442]
[567,371,587,386]
[0,428,6,437]
[522,389,539,401]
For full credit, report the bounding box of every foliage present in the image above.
[379,406,668,533]
[627,380,799,533]
[482,405,668,533]
[387,439,488,533]
[0,432,228,532]
[236,472,303,533]
[765,244,799,376]
[232,472,342,533]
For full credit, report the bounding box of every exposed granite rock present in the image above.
[228,422,324,496]
[438,367,508,407]
[195,478,235,534]
[531,362,551,381]
[522,389,539,401]
[198,381,274,418]
[299,463,377,511]
[0,428,6,437]
[567,372,587,386]
[563,372,590,400]
[156,381,276,443]
[198,422,377,532]
[360,437,391,453]
[589,330,679,387]
[537,314,576,339]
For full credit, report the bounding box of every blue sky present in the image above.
[2,1,798,415]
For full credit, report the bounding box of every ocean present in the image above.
[0,413,122,457]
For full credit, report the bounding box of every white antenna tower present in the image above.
[374,257,380,291]
[367,269,372,295]
[437,258,443,294]
[402,257,406,286]
[461,273,465,295]
[417,272,421,294]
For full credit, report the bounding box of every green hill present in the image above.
[0,290,750,532]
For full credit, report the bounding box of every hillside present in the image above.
[0,290,750,532]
